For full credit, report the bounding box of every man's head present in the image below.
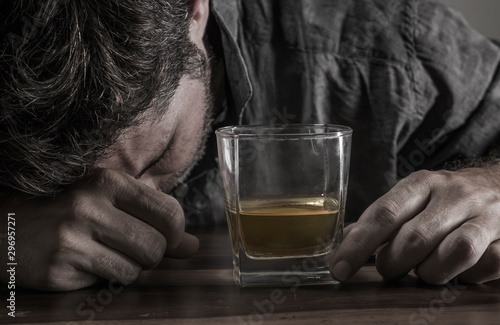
[0,0,212,197]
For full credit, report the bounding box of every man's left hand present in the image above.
[328,166,500,284]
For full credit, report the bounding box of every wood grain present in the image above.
[1,225,499,325]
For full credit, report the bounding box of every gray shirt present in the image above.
[175,0,500,225]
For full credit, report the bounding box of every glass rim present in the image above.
[215,124,353,138]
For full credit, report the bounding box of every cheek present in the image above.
[146,125,202,176]
[171,80,208,157]
[140,76,209,188]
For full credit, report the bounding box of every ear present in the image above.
[188,0,210,48]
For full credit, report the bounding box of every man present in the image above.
[0,0,499,291]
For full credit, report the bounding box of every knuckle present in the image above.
[42,264,87,291]
[93,168,117,182]
[349,227,376,254]
[485,244,500,275]
[410,169,448,189]
[52,224,81,259]
[451,235,479,262]
[65,193,94,221]
[371,200,401,228]
[55,229,75,254]
[406,169,436,186]
[402,225,431,251]
[92,168,126,193]
[119,264,142,286]
[161,198,185,232]
[37,252,94,291]
[141,234,167,267]
[410,169,434,181]
[451,183,476,202]
[41,264,64,290]
[483,202,500,218]
[91,256,142,286]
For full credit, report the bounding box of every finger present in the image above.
[164,232,200,258]
[91,204,167,268]
[33,268,99,292]
[376,193,470,281]
[326,224,353,265]
[458,240,500,284]
[75,240,143,286]
[416,219,494,285]
[92,169,199,257]
[343,223,355,238]
[329,171,431,282]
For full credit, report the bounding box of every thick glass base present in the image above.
[233,248,340,287]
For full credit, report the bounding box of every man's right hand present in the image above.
[0,168,199,291]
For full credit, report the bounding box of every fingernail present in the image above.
[332,260,352,282]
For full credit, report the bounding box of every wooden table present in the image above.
[2,225,500,325]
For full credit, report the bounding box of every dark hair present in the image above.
[0,0,203,196]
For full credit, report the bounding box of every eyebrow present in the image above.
[134,142,172,180]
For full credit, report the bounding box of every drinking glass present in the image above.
[216,124,352,287]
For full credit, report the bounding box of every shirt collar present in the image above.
[211,0,253,123]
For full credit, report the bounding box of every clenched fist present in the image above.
[0,168,199,291]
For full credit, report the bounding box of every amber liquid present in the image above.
[235,197,340,259]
